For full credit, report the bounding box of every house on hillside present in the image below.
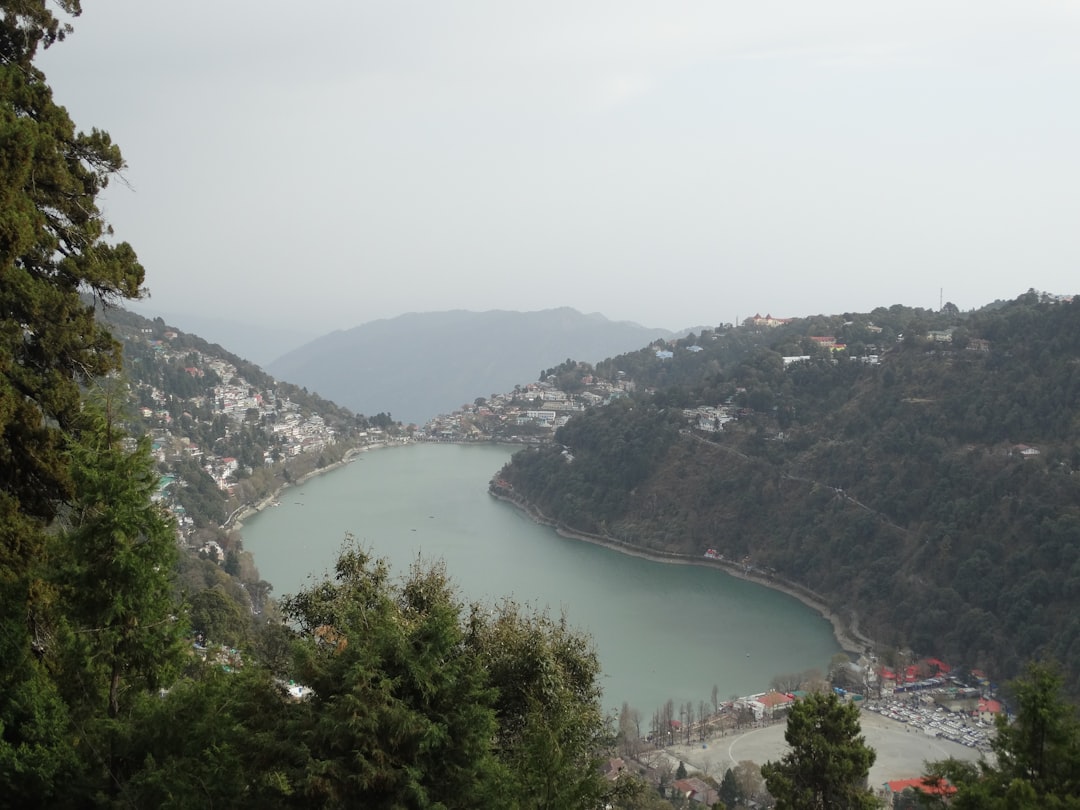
[747,313,793,328]
[977,697,1003,724]
[672,777,719,806]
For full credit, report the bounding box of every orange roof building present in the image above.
[885,777,957,805]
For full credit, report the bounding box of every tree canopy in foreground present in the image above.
[762,691,877,810]
[117,542,618,808]
[1,1,178,801]
[926,662,1080,809]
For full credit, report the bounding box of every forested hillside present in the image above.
[500,292,1080,692]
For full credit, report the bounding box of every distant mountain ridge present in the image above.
[123,303,318,367]
[267,308,676,425]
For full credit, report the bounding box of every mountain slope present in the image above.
[498,293,1080,692]
[267,308,674,425]
[124,303,318,368]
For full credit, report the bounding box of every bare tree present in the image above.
[733,759,765,802]
[662,700,675,746]
[619,702,639,758]
[769,671,804,692]
[712,683,720,717]
[736,703,755,729]
[698,699,709,741]
[801,667,831,694]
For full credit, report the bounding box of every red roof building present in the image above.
[751,690,796,719]
[923,657,951,675]
[885,777,956,806]
[978,697,1003,724]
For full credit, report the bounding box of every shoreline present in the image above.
[227,437,517,532]
[228,442,391,531]
[228,441,875,656]
[490,489,874,657]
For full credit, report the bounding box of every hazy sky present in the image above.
[41,1,1080,334]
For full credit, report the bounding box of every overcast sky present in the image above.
[40,1,1080,335]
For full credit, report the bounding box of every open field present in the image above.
[650,708,985,788]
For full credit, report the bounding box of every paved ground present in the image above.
[652,709,985,789]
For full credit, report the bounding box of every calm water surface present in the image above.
[242,443,840,715]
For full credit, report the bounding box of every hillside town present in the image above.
[117,326,392,550]
[418,353,741,442]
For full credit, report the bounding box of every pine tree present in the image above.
[761,692,877,810]
[49,396,186,793]
[466,596,610,809]
[280,545,509,808]
[1,4,153,801]
[927,662,1080,809]
[719,767,739,808]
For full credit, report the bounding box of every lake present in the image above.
[241,442,841,715]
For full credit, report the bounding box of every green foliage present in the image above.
[188,587,252,649]
[279,547,507,808]
[541,358,592,394]
[927,662,1080,809]
[467,597,610,809]
[607,776,677,809]
[169,455,227,527]
[0,623,82,805]
[112,666,300,809]
[1,3,143,522]
[762,692,877,809]
[503,294,1080,691]
[0,5,184,802]
[21,396,185,802]
[504,398,682,532]
[85,541,618,807]
[719,767,740,808]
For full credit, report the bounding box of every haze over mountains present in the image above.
[126,303,318,368]
[267,308,681,425]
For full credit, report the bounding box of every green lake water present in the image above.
[241,442,841,715]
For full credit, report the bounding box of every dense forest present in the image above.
[501,292,1080,692]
